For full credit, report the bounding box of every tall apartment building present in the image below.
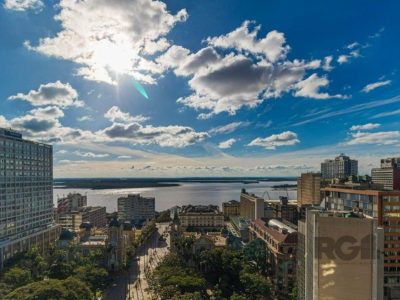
[321,154,358,180]
[323,186,400,299]
[266,196,298,225]
[118,194,155,225]
[297,209,384,300]
[239,189,264,220]
[297,172,322,207]
[249,218,297,298]
[0,128,60,269]
[57,193,87,214]
[372,157,400,190]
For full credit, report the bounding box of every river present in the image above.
[54,180,297,212]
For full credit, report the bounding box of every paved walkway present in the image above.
[103,223,170,300]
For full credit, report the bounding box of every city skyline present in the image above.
[1,0,400,178]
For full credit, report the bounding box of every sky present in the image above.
[1,0,400,178]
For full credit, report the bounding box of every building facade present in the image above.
[249,218,297,298]
[57,193,87,214]
[240,189,264,220]
[267,196,298,225]
[323,186,400,299]
[321,154,358,180]
[372,157,400,190]
[297,172,322,207]
[117,194,155,225]
[0,128,60,268]
[297,209,384,300]
[56,206,107,232]
[179,205,224,230]
[222,200,240,218]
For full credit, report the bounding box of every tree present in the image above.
[2,267,31,289]
[239,271,270,299]
[289,284,298,300]
[171,291,202,300]
[243,238,268,274]
[5,277,94,300]
[75,265,110,291]
[156,210,171,222]
[48,262,74,279]
[230,293,247,300]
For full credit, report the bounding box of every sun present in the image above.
[92,40,135,74]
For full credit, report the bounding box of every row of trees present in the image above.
[0,245,110,299]
[147,236,271,299]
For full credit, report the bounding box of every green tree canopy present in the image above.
[243,238,268,274]
[2,267,31,289]
[5,277,94,300]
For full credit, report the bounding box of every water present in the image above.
[54,180,297,213]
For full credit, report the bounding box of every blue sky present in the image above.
[1,0,400,177]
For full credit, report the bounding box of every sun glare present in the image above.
[93,40,134,74]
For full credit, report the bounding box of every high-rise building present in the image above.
[321,154,358,180]
[239,189,264,220]
[266,196,298,225]
[117,194,155,225]
[57,193,87,214]
[323,186,400,299]
[0,128,61,269]
[297,172,322,207]
[297,209,384,300]
[372,157,400,190]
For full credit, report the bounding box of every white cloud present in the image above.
[248,131,299,150]
[371,109,400,119]
[25,0,188,84]
[74,151,109,158]
[337,55,349,64]
[78,115,93,122]
[3,0,43,11]
[8,81,84,107]
[350,123,380,131]
[206,20,290,63]
[346,131,400,145]
[118,155,132,159]
[158,21,345,117]
[209,121,250,135]
[100,122,208,148]
[104,106,149,123]
[218,138,236,149]
[57,150,68,154]
[322,56,333,71]
[361,80,391,93]
[294,74,347,99]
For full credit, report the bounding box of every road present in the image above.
[103,222,170,300]
[127,222,170,300]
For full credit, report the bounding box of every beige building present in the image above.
[240,189,264,220]
[179,205,224,230]
[297,209,384,300]
[57,193,87,214]
[56,206,107,232]
[297,172,322,207]
[249,218,297,298]
[222,200,240,218]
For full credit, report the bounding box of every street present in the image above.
[103,222,170,300]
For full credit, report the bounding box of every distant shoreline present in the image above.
[53,177,297,190]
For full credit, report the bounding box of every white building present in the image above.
[0,128,60,269]
[117,194,155,225]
